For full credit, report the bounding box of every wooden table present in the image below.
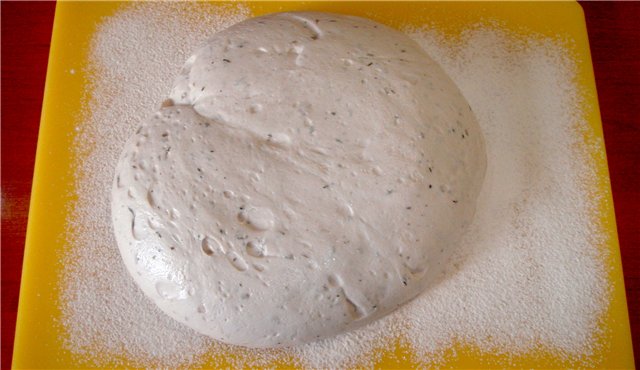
[1,2,638,368]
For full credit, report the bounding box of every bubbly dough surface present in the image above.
[112,12,486,348]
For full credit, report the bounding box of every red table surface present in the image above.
[1,1,638,368]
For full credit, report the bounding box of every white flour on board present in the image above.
[61,2,610,368]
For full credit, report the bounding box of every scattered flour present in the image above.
[61,2,609,368]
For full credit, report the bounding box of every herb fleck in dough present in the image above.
[112,11,486,348]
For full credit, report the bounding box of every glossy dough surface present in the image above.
[112,12,486,348]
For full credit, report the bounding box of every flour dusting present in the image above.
[61,3,609,368]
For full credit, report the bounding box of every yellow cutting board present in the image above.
[12,1,634,368]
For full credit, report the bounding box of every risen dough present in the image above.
[112,12,486,348]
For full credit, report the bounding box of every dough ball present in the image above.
[112,12,486,348]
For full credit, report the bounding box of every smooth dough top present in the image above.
[112,12,486,348]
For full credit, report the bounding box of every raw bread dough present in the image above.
[112,12,486,348]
